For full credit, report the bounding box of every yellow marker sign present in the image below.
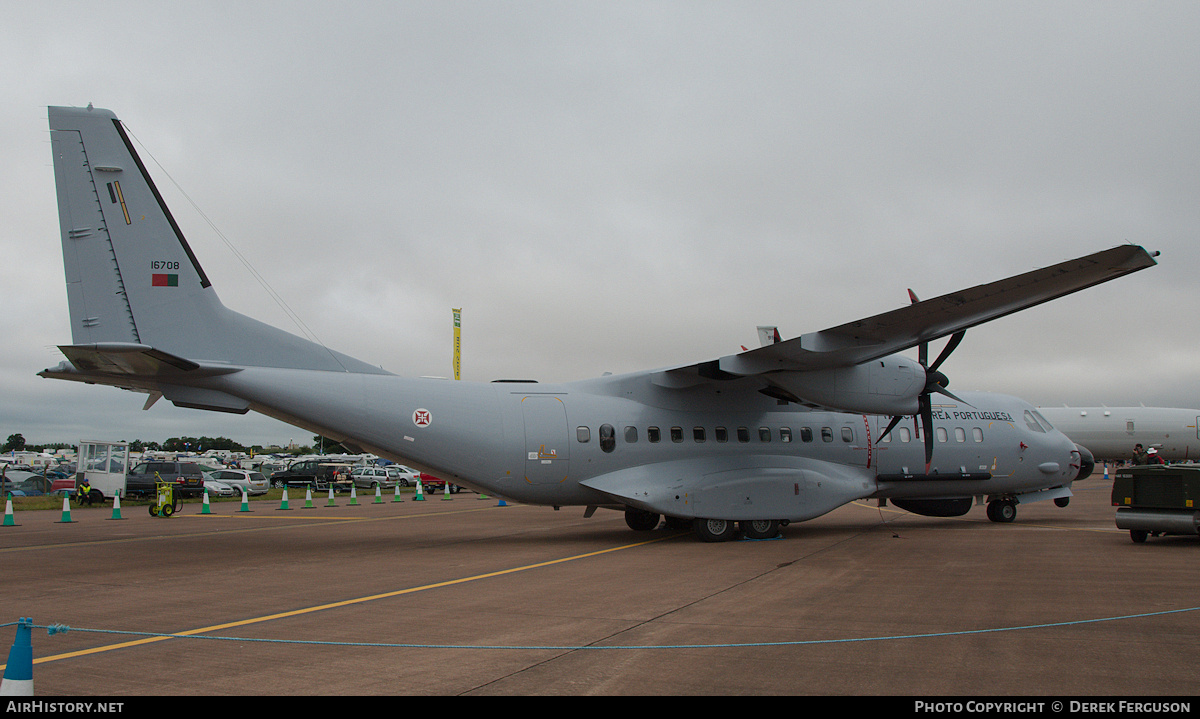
[452,308,461,380]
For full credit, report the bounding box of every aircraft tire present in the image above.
[624,508,660,531]
[1130,529,1148,543]
[740,519,780,540]
[694,518,736,542]
[987,499,1016,523]
[1054,497,1070,508]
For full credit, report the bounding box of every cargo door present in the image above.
[522,395,569,484]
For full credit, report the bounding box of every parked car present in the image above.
[1,470,40,495]
[202,477,238,498]
[350,465,413,490]
[392,465,420,486]
[3,476,56,497]
[205,469,269,496]
[270,460,352,491]
[126,461,205,498]
[418,472,462,493]
[14,476,55,496]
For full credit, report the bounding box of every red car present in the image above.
[419,473,463,494]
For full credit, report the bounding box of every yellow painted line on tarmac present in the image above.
[9,531,682,669]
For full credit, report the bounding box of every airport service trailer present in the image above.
[75,440,130,501]
[1113,464,1200,543]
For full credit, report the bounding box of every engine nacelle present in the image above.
[764,356,924,415]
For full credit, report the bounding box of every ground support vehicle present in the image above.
[149,480,181,517]
[1112,464,1200,543]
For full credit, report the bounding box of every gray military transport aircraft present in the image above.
[1036,407,1200,463]
[40,105,1159,541]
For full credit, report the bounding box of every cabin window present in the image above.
[780,427,792,443]
[624,426,638,443]
[648,426,661,443]
[693,427,706,443]
[715,426,728,443]
[936,427,948,443]
[972,427,984,442]
[737,427,750,443]
[671,426,684,443]
[898,427,911,443]
[841,427,854,442]
[599,424,615,453]
[954,427,966,443]
[800,427,813,443]
[821,427,834,443]
[576,427,590,443]
[759,427,772,442]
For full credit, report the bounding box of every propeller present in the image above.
[878,289,974,473]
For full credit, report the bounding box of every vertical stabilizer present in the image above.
[48,105,385,374]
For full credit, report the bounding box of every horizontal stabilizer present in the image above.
[51,343,240,378]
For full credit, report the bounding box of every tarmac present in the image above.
[1,473,1196,697]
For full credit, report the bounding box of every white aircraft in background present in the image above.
[1036,407,1200,463]
[40,105,1158,540]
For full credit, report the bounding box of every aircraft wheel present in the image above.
[1054,497,1070,508]
[987,499,1016,523]
[740,519,780,540]
[1130,529,1148,543]
[694,518,737,542]
[624,508,660,531]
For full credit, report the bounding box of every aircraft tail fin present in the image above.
[47,105,385,375]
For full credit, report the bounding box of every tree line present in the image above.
[4,433,353,456]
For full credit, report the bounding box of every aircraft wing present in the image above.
[653,244,1157,387]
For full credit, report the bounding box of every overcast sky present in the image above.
[3,1,1198,448]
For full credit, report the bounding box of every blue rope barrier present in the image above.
[5,606,1197,652]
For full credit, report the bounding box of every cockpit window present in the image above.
[1023,410,1046,433]
[1032,410,1054,431]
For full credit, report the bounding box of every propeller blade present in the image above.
[920,394,934,473]
[878,415,903,442]
[929,330,965,373]
[932,385,974,407]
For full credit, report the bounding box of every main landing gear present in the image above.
[623,508,785,541]
[986,498,1017,523]
[693,518,783,542]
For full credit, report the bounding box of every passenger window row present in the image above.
[577,424,857,454]
[879,426,986,443]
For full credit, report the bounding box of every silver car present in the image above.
[351,465,411,489]
[207,469,270,496]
